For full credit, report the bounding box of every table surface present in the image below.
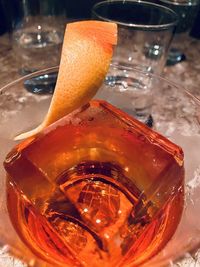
[0,34,200,89]
[0,33,200,267]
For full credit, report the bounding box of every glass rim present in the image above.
[0,64,200,106]
[159,0,200,6]
[92,0,179,31]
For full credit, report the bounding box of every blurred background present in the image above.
[0,0,199,37]
[0,0,200,90]
[0,0,102,91]
[0,0,100,35]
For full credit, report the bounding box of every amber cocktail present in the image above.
[1,65,200,267]
[4,99,184,267]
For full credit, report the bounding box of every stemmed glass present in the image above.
[0,65,200,266]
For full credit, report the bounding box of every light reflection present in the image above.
[124,166,129,172]
[37,34,41,41]
[83,208,88,213]
[104,233,110,239]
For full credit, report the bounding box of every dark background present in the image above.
[0,0,100,34]
[0,0,200,38]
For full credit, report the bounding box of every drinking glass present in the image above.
[7,0,66,95]
[158,0,200,65]
[12,0,66,75]
[0,65,200,267]
[92,0,178,74]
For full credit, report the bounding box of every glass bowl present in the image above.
[0,65,200,267]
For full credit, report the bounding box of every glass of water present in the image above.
[92,0,178,123]
[12,0,66,75]
[92,0,178,75]
[158,0,200,65]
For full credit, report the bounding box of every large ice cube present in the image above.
[4,100,184,267]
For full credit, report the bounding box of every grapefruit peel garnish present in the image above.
[15,20,117,140]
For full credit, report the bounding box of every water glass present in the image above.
[158,0,200,65]
[92,0,178,74]
[12,0,66,75]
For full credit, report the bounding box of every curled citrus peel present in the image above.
[15,20,117,140]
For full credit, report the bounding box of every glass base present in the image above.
[166,48,186,66]
[22,71,58,95]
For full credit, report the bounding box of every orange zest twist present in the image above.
[15,20,117,140]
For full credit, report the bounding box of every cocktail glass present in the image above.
[0,65,200,266]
